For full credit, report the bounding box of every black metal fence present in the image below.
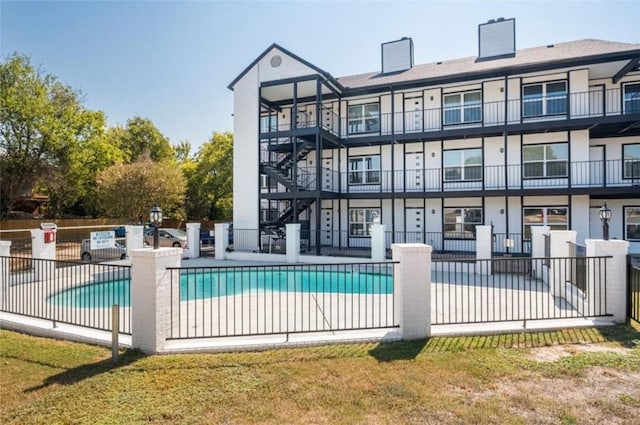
[0,256,131,334]
[167,262,397,339]
[628,255,640,324]
[432,256,609,325]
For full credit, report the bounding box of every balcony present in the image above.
[259,87,640,140]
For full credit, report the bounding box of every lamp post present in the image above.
[599,202,611,241]
[150,204,163,249]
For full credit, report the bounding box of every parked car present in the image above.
[200,226,234,246]
[80,239,127,262]
[144,228,188,248]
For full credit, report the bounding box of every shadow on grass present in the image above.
[369,339,428,362]
[23,348,144,393]
[597,322,640,348]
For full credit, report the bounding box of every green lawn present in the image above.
[2,325,640,424]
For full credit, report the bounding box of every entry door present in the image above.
[322,157,334,191]
[321,209,333,245]
[589,85,605,116]
[406,208,425,243]
[589,206,604,240]
[405,152,424,191]
[404,97,423,132]
[589,146,604,186]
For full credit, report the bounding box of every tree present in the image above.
[109,116,174,163]
[173,140,192,164]
[95,159,186,222]
[0,53,116,217]
[185,132,233,220]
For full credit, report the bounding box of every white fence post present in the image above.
[286,223,301,263]
[475,225,492,275]
[371,223,386,262]
[392,243,432,339]
[0,241,11,309]
[548,230,577,297]
[185,223,201,259]
[214,223,230,260]
[131,247,182,354]
[125,225,144,258]
[30,228,56,260]
[585,239,629,323]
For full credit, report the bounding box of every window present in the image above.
[443,149,482,181]
[348,103,380,134]
[260,114,278,132]
[443,208,482,239]
[349,155,380,185]
[624,83,640,114]
[260,175,277,189]
[523,143,568,178]
[626,207,640,240]
[523,207,568,239]
[522,81,567,117]
[349,208,380,236]
[623,144,640,179]
[443,91,482,125]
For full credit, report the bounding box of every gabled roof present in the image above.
[337,39,640,91]
[227,43,344,91]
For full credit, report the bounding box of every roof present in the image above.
[337,39,640,90]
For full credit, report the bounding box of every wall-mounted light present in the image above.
[431,209,436,214]
[430,96,434,101]
[500,209,505,214]
[431,152,436,157]
[599,202,612,240]
[500,147,504,153]
[500,87,504,93]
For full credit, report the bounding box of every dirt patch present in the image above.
[527,343,632,362]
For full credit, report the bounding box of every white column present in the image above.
[585,239,629,323]
[30,228,56,260]
[370,223,386,262]
[548,230,577,296]
[531,226,550,279]
[131,247,182,354]
[125,225,144,258]
[286,223,301,263]
[215,222,230,260]
[475,225,492,275]
[392,243,432,339]
[0,241,11,309]
[185,223,201,259]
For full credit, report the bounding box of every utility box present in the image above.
[40,223,57,243]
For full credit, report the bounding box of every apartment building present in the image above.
[229,18,640,254]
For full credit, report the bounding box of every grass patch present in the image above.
[1,326,640,424]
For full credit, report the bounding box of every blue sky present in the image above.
[2,1,639,151]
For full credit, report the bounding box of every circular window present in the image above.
[270,55,282,67]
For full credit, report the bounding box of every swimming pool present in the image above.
[47,269,393,308]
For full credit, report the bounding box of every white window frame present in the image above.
[623,143,640,179]
[443,90,482,125]
[522,207,569,240]
[443,148,483,182]
[349,208,381,237]
[522,143,568,179]
[348,155,381,185]
[443,207,483,239]
[625,206,640,241]
[347,103,380,134]
[522,81,567,118]
[623,82,640,115]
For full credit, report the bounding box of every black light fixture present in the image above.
[599,202,612,241]
[149,204,163,249]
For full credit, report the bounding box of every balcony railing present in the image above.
[260,88,637,138]
[260,159,640,195]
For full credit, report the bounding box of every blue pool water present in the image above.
[47,269,393,308]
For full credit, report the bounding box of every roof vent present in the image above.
[546,44,555,48]
[381,37,414,74]
[477,17,516,61]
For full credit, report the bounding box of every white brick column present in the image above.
[131,247,182,354]
[548,230,577,296]
[286,223,301,263]
[392,243,432,339]
[585,239,629,323]
[475,225,492,275]
[185,223,201,259]
[0,241,11,309]
[531,226,550,279]
[30,229,56,260]
[371,223,386,262]
[214,223,230,260]
[125,225,144,258]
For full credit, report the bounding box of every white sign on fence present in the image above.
[90,231,116,250]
